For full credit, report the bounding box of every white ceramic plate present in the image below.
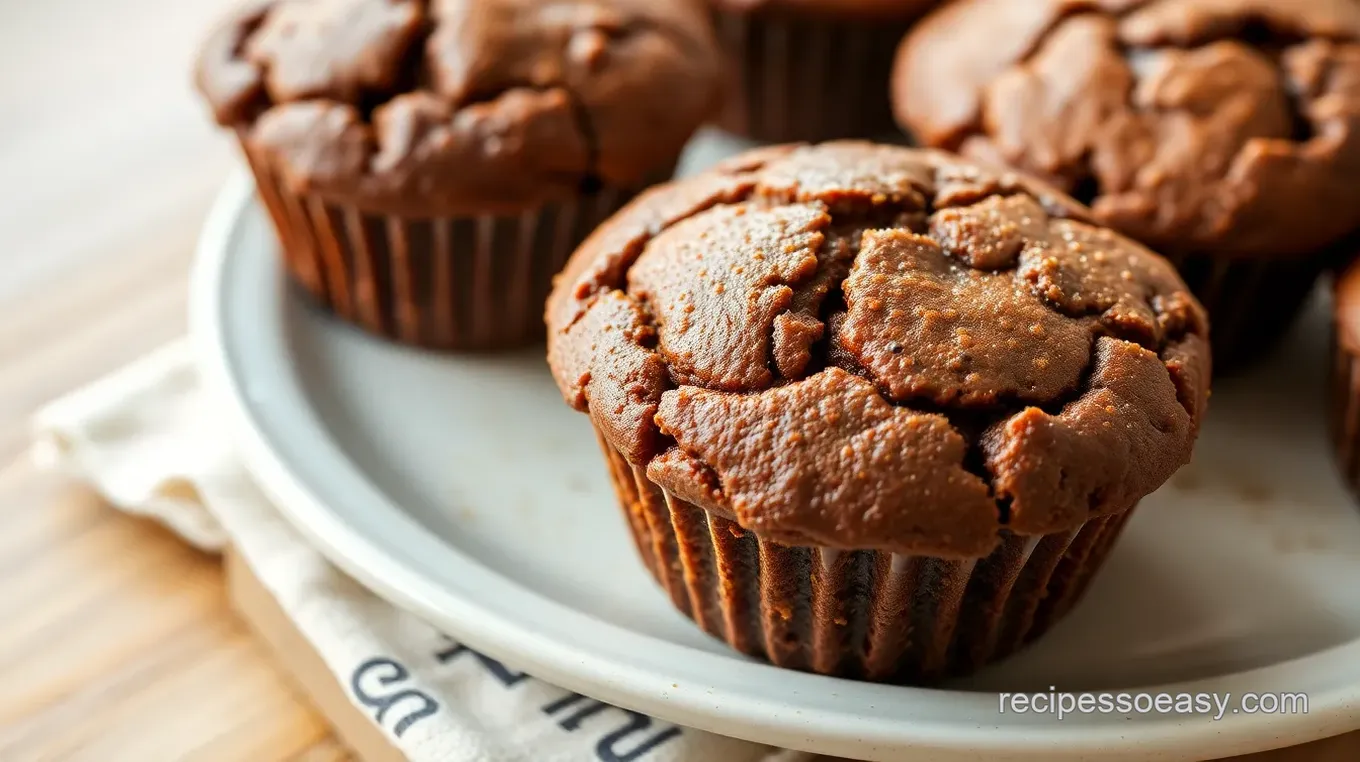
[192,147,1360,761]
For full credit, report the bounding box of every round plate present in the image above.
[192,158,1360,760]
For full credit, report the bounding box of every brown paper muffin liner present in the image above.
[713,11,910,144]
[1162,250,1326,372]
[596,433,1134,683]
[239,140,655,352]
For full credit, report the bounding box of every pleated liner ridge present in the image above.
[598,433,1134,683]
[240,139,656,352]
[712,11,909,144]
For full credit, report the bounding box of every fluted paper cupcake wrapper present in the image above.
[598,434,1133,684]
[240,140,645,351]
[713,11,908,144]
[1163,250,1325,372]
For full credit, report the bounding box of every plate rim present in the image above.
[190,171,1360,761]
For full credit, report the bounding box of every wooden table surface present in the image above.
[1,1,1358,760]
[0,1,344,759]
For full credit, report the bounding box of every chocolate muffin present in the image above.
[710,0,938,143]
[547,142,1211,682]
[195,0,721,351]
[892,0,1360,370]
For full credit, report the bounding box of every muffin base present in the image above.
[241,140,656,352]
[598,434,1133,684]
[713,10,910,144]
[1163,250,1326,372]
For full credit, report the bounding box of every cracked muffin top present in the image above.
[707,0,939,20]
[194,0,722,216]
[547,142,1211,559]
[892,0,1360,259]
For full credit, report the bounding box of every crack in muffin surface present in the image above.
[194,0,724,214]
[894,0,1360,258]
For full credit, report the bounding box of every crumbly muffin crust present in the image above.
[893,0,1360,258]
[548,142,1210,559]
[196,0,722,215]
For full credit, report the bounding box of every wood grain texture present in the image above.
[0,459,343,762]
[0,0,1356,760]
[0,3,346,758]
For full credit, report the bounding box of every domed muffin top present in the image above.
[547,142,1210,559]
[195,0,722,215]
[707,0,938,20]
[893,0,1360,259]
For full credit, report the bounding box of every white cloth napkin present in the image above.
[31,342,815,762]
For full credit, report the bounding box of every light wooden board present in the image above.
[0,0,348,749]
[0,460,344,762]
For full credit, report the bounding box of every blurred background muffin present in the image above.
[893,0,1360,370]
[547,141,1211,683]
[710,0,939,143]
[195,0,722,351]
[1331,256,1360,495]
